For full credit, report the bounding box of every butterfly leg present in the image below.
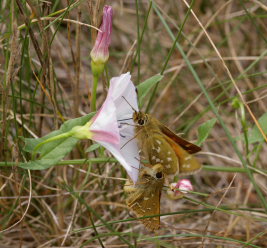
[123,180,137,194]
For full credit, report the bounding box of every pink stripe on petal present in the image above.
[92,130,120,145]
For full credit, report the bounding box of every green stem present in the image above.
[2,160,267,175]
[91,74,99,112]
[135,0,140,83]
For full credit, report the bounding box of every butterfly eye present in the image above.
[138,119,145,125]
[156,172,163,179]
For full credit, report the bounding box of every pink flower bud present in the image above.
[90,5,113,64]
[167,179,193,200]
[175,179,193,193]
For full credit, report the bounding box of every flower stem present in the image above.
[91,74,99,111]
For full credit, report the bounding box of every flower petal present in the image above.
[109,72,140,183]
[96,140,138,181]
[90,95,119,145]
[108,72,139,118]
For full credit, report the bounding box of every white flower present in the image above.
[72,72,140,183]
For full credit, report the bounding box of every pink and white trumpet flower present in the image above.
[72,72,140,183]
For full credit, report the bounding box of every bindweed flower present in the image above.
[167,179,193,200]
[72,72,140,183]
[90,5,113,77]
[30,72,140,183]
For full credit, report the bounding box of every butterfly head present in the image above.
[141,164,164,181]
[133,111,149,126]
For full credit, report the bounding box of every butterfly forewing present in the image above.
[156,119,201,154]
[142,133,179,175]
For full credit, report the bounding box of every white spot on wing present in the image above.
[185,156,192,161]
[183,163,190,168]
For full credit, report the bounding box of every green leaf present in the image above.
[137,74,163,107]
[19,112,95,170]
[85,143,101,153]
[248,112,267,144]
[19,137,78,170]
[196,118,217,146]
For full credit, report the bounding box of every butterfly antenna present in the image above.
[122,96,137,112]
[130,163,140,171]
[120,128,143,149]
[118,117,133,122]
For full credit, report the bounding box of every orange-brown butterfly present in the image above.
[133,111,202,176]
[124,164,164,231]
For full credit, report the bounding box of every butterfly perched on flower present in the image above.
[133,111,202,176]
[124,164,164,231]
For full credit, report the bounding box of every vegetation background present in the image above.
[1,0,267,247]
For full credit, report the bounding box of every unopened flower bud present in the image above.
[90,5,113,77]
[167,179,193,200]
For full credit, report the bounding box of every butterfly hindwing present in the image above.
[165,136,202,174]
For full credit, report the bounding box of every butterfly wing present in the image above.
[142,133,179,175]
[165,136,202,174]
[126,186,162,231]
[157,121,201,154]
